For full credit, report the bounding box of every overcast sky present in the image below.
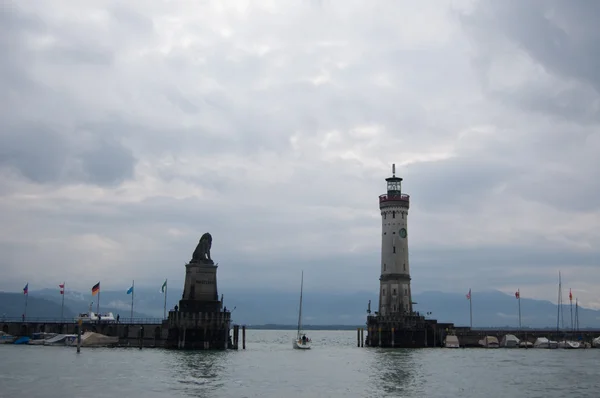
[1,0,599,308]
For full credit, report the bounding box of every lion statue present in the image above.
[190,232,213,263]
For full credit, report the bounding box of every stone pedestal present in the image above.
[165,259,232,350]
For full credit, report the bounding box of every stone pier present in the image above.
[164,232,233,350]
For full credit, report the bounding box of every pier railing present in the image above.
[1,317,165,325]
[379,194,410,203]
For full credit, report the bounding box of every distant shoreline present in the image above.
[246,324,363,330]
[245,324,600,331]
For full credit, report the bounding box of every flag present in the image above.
[127,285,133,295]
[161,279,167,293]
[515,290,520,299]
[23,283,28,295]
[92,282,100,296]
[466,289,471,300]
[569,288,572,301]
[59,283,65,295]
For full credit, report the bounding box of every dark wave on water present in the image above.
[1,330,599,398]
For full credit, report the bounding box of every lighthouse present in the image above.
[365,165,455,348]
[378,163,412,316]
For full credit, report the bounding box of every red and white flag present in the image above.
[569,288,572,302]
[59,283,65,295]
[466,289,471,300]
[515,290,520,299]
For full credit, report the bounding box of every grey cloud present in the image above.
[460,0,600,120]
[0,125,70,184]
[0,124,135,186]
[404,156,520,211]
[0,0,599,307]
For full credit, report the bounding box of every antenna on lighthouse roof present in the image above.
[392,163,396,177]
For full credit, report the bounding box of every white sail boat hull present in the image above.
[293,339,311,349]
[293,270,312,350]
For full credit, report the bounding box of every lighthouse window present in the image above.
[392,211,396,218]
[382,289,386,296]
[402,212,404,219]
[383,263,386,271]
[393,288,396,295]
[384,213,386,219]
[404,288,408,295]
[393,246,396,254]
[403,263,406,271]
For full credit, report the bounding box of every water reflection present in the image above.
[370,349,419,395]
[166,350,233,397]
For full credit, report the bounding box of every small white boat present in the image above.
[478,336,499,348]
[29,332,58,345]
[0,331,16,344]
[65,331,118,347]
[444,335,460,348]
[533,337,558,349]
[519,341,533,348]
[500,334,520,348]
[557,340,581,349]
[44,334,77,346]
[292,271,311,350]
[75,305,115,323]
[294,336,312,350]
[592,336,600,348]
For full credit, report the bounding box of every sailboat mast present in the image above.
[557,271,562,332]
[297,271,304,337]
[575,298,579,332]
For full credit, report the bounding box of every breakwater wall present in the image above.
[2,319,247,349]
[362,322,600,348]
[454,328,600,347]
[2,320,168,347]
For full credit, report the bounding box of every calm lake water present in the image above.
[0,330,598,398]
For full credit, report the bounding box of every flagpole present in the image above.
[97,283,100,315]
[61,282,65,322]
[24,289,28,321]
[469,289,473,329]
[570,289,573,332]
[575,298,579,332]
[131,280,135,320]
[164,279,168,319]
[518,289,521,330]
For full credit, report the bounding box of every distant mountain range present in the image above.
[1,287,599,328]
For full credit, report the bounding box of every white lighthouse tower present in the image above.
[378,164,412,317]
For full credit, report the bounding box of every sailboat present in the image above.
[293,270,311,350]
[556,271,579,349]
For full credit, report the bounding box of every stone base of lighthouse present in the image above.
[164,260,232,350]
[365,314,456,348]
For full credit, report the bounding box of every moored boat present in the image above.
[557,340,581,349]
[478,336,499,348]
[75,309,115,323]
[65,331,118,347]
[444,335,460,348]
[519,341,533,348]
[500,334,520,348]
[44,334,77,346]
[13,336,30,345]
[533,337,558,349]
[0,331,16,344]
[29,332,58,345]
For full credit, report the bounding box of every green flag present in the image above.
[161,279,167,293]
